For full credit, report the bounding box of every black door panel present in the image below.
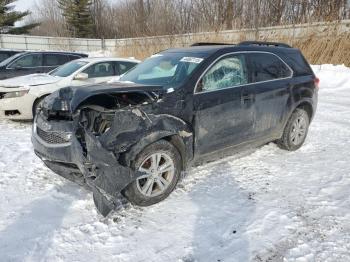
[193,54,255,155]
[194,86,255,155]
[246,53,293,138]
[251,80,290,136]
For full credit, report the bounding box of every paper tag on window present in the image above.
[180,57,204,64]
[151,54,163,58]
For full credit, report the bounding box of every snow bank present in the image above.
[312,64,350,91]
[0,65,350,261]
[87,50,114,58]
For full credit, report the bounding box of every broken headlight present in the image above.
[60,100,70,111]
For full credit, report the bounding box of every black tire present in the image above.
[32,96,45,119]
[278,108,310,151]
[123,140,182,206]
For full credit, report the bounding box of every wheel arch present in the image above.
[121,131,193,171]
[279,99,314,139]
[32,94,50,117]
[296,100,314,120]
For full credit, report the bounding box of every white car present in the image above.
[0,57,140,120]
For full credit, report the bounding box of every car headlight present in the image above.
[3,90,29,99]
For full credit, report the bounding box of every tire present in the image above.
[123,140,182,206]
[32,96,45,119]
[278,108,310,151]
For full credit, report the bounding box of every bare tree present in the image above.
[28,0,350,38]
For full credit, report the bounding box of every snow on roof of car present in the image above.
[78,57,141,63]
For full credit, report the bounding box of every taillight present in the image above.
[314,77,320,89]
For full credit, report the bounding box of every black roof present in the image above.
[161,41,296,56]
[19,50,87,56]
[162,45,234,56]
[162,45,298,56]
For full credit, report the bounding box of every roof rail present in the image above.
[191,42,234,47]
[238,41,292,48]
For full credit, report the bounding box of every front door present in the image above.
[75,61,116,85]
[193,54,255,155]
[6,53,44,78]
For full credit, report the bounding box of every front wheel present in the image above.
[123,140,182,206]
[278,108,310,151]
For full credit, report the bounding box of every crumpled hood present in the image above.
[0,74,61,88]
[43,82,166,113]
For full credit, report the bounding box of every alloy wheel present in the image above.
[136,152,175,197]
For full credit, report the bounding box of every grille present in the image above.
[36,126,71,144]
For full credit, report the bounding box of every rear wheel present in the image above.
[278,108,310,151]
[123,140,182,206]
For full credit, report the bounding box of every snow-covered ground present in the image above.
[0,65,349,262]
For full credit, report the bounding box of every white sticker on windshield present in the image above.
[180,57,204,64]
[151,54,163,58]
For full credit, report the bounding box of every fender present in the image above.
[74,108,193,216]
[122,130,193,170]
[79,107,194,169]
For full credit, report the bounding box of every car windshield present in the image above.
[49,60,89,77]
[119,53,206,86]
[0,52,24,67]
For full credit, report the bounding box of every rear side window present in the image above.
[284,52,313,76]
[248,53,292,82]
[116,61,137,75]
[44,54,69,66]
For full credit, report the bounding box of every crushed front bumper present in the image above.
[32,112,140,217]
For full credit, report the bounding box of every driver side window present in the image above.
[197,54,248,93]
[9,54,43,68]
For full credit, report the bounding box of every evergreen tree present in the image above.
[58,0,94,38]
[0,0,39,34]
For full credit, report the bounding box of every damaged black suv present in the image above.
[32,42,318,216]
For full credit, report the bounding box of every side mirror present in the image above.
[74,72,88,80]
[196,79,204,92]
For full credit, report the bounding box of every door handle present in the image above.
[241,93,254,104]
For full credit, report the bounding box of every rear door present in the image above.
[6,53,44,77]
[114,61,138,75]
[246,52,293,138]
[193,53,255,155]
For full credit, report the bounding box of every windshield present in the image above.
[120,53,206,86]
[49,60,88,77]
[0,52,24,67]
